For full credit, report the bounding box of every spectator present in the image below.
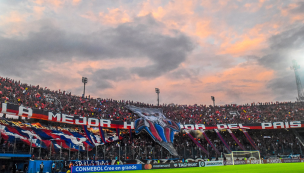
[40,162,44,173]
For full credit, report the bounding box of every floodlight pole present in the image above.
[82,77,88,98]
[155,88,160,106]
[211,96,215,107]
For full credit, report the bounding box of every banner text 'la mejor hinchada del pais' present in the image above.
[1,102,303,130]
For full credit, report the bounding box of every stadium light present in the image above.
[155,88,160,106]
[82,77,88,98]
[211,96,215,107]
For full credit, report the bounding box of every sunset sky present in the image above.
[1,0,304,105]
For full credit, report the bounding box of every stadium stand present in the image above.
[1,76,304,124]
[0,76,304,173]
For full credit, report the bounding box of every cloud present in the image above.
[220,36,265,56]
[0,15,194,79]
[91,67,131,89]
[72,0,81,6]
[166,68,201,84]
[131,32,194,78]
[200,61,274,104]
[2,0,304,105]
[258,24,304,101]
[288,2,304,14]
[167,68,195,80]
[267,71,298,101]
[258,24,304,70]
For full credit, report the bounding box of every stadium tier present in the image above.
[1,76,304,124]
[0,76,304,173]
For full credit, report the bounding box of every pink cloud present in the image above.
[72,0,81,5]
[0,11,24,23]
[81,8,131,26]
[98,8,131,25]
[219,36,265,56]
[33,6,45,17]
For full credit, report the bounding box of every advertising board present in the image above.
[143,162,201,170]
[281,159,301,163]
[249,160,261,164]
[205,161,224,167]
[71,164,142,173]
[263,159,282,164]
[199,161,205,167]
[224,160,247,165]
[150,164,171,169]
[170,162,199,168]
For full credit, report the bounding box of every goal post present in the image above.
[225,151,261,165]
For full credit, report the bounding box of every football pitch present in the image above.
[115,163,304,173]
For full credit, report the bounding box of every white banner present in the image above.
[205,161,224,167]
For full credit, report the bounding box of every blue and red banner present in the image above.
[0,119,122,151]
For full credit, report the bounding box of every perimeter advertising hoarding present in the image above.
[224,160,247,165]
[263,159,282,164]
[281,159,301,163]
[143,162,201,170]
[224,159,302,165]
[71,164,142,173]
[249,160,260,164]
[205,161,224,167]
[143,161,223,169]
[150,164,171,169]
[170,162,200,168]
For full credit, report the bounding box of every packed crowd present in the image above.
[1,77,304,125]
[0,77,304,157]
[1,76,304,173]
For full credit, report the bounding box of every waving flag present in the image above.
[99,126,107,144]
[127,105,181,156]
[82,125,95,146]
[0,120,121,151]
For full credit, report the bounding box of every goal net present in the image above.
[224,151,261,165]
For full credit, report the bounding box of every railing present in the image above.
[1,141,301,160]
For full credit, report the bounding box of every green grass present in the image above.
[116,163,304,173]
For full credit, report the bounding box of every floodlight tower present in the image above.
[82,77,88,98]
[211,96,215,107]
[155,88,160,106]
[290,60,304,102]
